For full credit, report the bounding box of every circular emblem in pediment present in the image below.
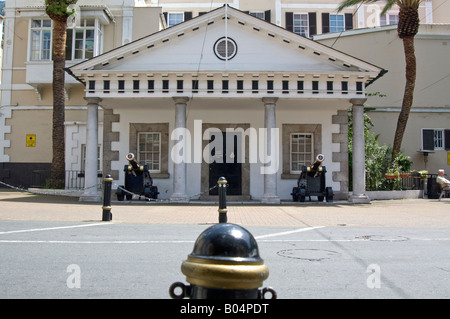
[213,37,238,61]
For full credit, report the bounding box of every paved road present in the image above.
[1,190,450,227]
[1,190,450,299]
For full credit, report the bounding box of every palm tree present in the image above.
[338,0,422,162]
[45,0,78,188]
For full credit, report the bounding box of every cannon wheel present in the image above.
[117,187,125,201]
[151,186,159,199]
[299,188,306,202]
[291,187,299,202]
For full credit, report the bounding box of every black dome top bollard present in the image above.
[102,174,113,221]
[218,177,227,223]
[169,223,276,299]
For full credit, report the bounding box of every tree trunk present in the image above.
[392,35,416,161]
[49,18,67,188]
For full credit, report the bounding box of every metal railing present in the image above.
[65,170,103,190]
[365,173,425,191]
[400,175,424,190]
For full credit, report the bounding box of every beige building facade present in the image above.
[146,0,446,33]
[0,0,448,201]
[316,23,450,174]
[0,0,162,188]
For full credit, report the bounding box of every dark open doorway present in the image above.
[208,132,242,195]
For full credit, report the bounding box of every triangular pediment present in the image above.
[68,6,385,99]
[69,5,383,77]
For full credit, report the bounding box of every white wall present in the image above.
[108,97,346,200]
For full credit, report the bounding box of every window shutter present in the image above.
[308,12,317,36]
[345,13,353,30]
[422,129,435,151]
[285,12,293,32]
[322,13,330,34]
[265,10,271,23]
[445,130,450,150]
[184,12,193,21]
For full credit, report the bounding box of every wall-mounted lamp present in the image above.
[417,150,435,169]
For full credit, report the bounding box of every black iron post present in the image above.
[102,174,113,221]
[169,223,276,299]
[218,176,227,223]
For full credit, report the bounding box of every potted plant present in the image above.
[399,172,411,178]
[419,170,428,179]
[385,170,399,179]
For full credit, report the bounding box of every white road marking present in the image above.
[0,240,195,244]
[0,222,111,235]
[1,223,448,244]
[254,226,325,239]
[1,238,449,244]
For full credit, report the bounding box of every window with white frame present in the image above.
[434,130,444,150]
[167,12,184,27]
[66,19,101,60]
[81,144,101,172]
[293,13,309,37]
[290,133,314,173]
[329,14,345,32]
[422,128,450,151]
[380,14,399,26]
[138,133,161,172]
[30,18,103,61]
[30,19,52,60]
[250,12,265,20]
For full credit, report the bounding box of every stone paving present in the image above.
[1,190,449,227]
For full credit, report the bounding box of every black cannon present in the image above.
[291,154,333,202]
[116,153,159,201]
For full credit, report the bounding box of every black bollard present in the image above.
[102,174,113,221]
[169,223,276,299]
[218,177,227,223]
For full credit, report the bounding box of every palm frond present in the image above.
[380,0,398,15]
[397,0,424,10]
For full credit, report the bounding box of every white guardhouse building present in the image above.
[68,6,385,203]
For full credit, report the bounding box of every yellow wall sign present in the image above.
[26,134,36,147]
[448,152,450,165]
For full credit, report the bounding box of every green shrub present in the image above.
[348,110,412,191]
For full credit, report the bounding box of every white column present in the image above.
[425,0,433,24]
[79,98,102,202]
[122,7,133,45]
[357,4,366,28]
[275,0,282,26]
[350,98,370,204]
[261,97,280,204]
[170,97,190,202]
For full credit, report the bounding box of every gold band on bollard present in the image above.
[218,209,228,213]
[103,177,113,182]
[181,256,269,290]
[102,206,112,210]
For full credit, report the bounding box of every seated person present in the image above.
[436,169,450,191]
